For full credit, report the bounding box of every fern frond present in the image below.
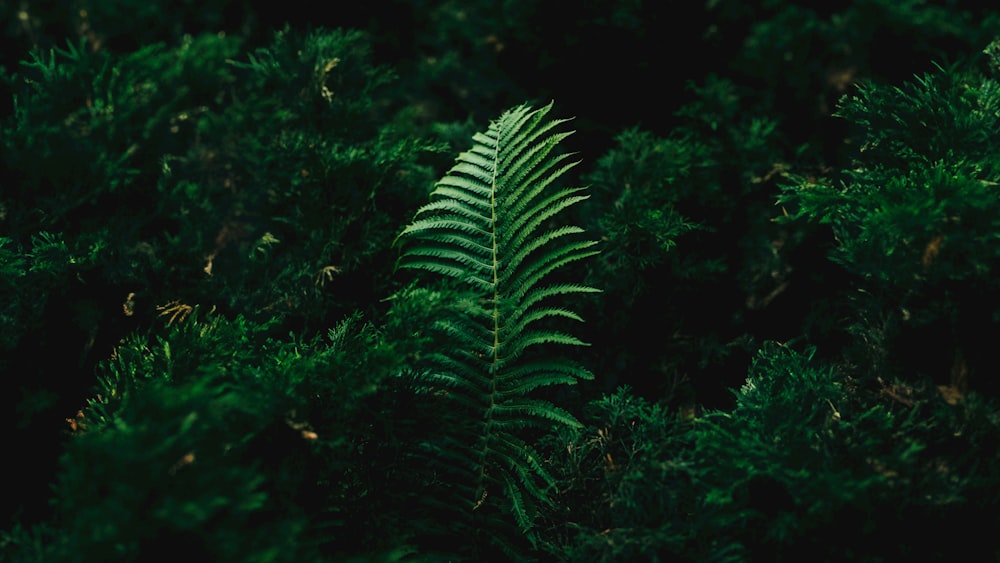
[395,102,599,542]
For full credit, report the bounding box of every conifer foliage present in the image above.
[5,2,1000,562]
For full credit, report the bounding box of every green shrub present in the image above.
[780,40,1000,396]
[539,342,1000,561]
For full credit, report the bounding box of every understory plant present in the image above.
[779,39,1000,399]
[389,101,599,557]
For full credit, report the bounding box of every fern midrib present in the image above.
[491,120,501,381]
[475,117,503,508]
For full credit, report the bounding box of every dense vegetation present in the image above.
[3,1,1000,560]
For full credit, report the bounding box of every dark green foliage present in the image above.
[706,0,1000,158]
[577,74,796,406]
[782,57,1000,286]
[584,127,710,289]
[537,387,738,562]
[779,41,1000,396]
[538,344,1000,561]
[6,3,1000,562]
[2,24,439,330]
[0,21,439,543]
[2,307,418,561]
[691,342,1000,560]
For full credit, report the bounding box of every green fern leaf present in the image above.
[395,102,598,538]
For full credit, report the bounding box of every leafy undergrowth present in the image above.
[4,3,1000,561]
